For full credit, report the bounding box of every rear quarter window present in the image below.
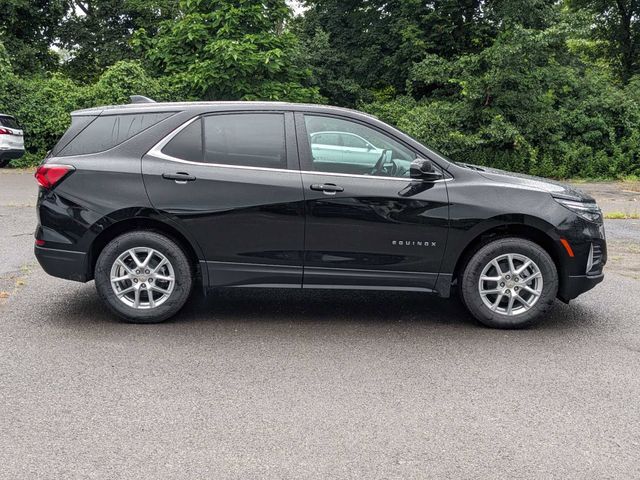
[51,115,96,156]
[58,112,174,156]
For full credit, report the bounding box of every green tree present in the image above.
[0,0,68,74]
[567,0,640,82]
[58,0,180,82]
[140,0,322,102]
[364,18,640,178]
[297,0,497,105]
[0,40,11,75]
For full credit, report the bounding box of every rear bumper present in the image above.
[558,273,604,303]
[35,245,90,282]
[0,148,24,162]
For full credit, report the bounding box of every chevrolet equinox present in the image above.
[34,99,606,328]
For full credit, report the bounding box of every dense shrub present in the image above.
[0,59,172,167]
[361,25,640,179]
[0,2,638,179]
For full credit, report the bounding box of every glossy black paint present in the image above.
[34,101,606,303]
[294,111,449,292]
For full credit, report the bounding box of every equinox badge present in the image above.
[392,240,437,247]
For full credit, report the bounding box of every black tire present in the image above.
[95,231,193,323]
[0,159,10,168]
[460,237,558,329]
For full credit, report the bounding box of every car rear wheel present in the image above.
[460,238,558,329]
[95,231,193,323]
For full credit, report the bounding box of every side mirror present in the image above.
[410,158,443,181]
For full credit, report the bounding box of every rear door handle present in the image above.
[162,172,196,183]
[310,183,344,194]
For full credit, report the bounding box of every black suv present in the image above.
[34,100,606,328]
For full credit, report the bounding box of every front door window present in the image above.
[304,115,417,177]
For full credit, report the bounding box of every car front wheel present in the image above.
[95,231,193,323]
[460,238,558,328]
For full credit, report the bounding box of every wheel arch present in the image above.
[87,216,205,285]
[450,220,565,294]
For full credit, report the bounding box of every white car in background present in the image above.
[310,131,383,166]
[0,114,25,167]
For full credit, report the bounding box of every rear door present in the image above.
[296,112,450,292]
[142,111,305,288]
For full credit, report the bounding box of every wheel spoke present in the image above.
[507,254,516,275]
[146,285,155,308]
[515,260,532,275]
[152,258,168,274]
[524,272,542,282]
[491,294,503,311]
[506,295,515,315]
[492,260,503,276]
[481,275,501,282]
[514,293,532,310]
[524,285,540,296]
[116,285,135,297]
[154,274,174,282]
[133,288,141,308]
[141,250,154,268]
[111,274,131,284]
[129,249,144,268]
[481,288,501,295]
[151,285,170,295]
[116,259,135,275]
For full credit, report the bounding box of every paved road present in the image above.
[571,180,639,217]
[1,170,639,479]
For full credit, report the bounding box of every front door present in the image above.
[296,113,449,292]
[142,111,305,287]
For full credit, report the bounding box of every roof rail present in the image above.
[130,95,156,104]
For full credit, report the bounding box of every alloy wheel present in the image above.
[478,253,544,316]
[109,247,175,309]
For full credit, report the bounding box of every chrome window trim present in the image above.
[147,116,201,163]
[147,116,453,183]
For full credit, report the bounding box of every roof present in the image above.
[71,101,378,120]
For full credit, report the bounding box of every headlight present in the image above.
[553,197,603,223]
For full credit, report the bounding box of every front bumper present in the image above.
[35,245,90,282]
[558,273,604,303]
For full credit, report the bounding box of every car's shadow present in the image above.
[52,283,594,333]
[184,288,472,326]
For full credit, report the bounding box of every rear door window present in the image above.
[59,112,173,156]
[203,113,286,169]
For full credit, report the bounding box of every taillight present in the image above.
[35,164,75,189]
[0,128,11,135]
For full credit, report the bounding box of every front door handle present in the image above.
[310,183,344,195]
[162,172,196,183]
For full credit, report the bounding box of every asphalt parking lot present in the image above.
[1,170,639,479]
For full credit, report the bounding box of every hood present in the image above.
[456,163,595,202]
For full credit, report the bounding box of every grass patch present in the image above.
[604,211,640,220]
